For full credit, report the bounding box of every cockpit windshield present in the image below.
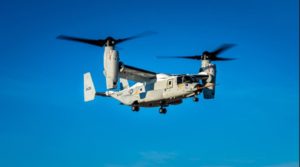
[177,76,195,84]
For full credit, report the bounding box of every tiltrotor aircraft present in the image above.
[57,32,235,114]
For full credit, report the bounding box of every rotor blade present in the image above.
[157,55,202,60]
[116,31,157,44]
[57,35,106,47]
[210,44,236,56]
[211,57,236,61]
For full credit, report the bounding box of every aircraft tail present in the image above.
[119,78,129,90]
[84,72,96,102]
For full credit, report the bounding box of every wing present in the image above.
[188,72,209,80]
[119,64,157,82]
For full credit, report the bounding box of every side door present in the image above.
[163,79,175,98]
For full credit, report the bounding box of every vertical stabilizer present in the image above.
[120,78,129,90]
[84,72,96,102]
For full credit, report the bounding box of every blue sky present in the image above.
[0,0,299,167]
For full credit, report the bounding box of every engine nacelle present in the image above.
[103,47,119,89]
[200,60,216,99]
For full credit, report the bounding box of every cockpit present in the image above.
[176,75,197,84]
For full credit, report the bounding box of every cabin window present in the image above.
[167,79,173,89]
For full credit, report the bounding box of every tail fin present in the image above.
[120,78,129,90]
[84,72,96,102]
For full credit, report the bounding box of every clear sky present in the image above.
[0,0,299,167]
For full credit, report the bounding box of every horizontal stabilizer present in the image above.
[95,92,109,97]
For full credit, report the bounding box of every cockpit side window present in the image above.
[177,76,183,84]
[177,76,197,84]
[183,76,193,83]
